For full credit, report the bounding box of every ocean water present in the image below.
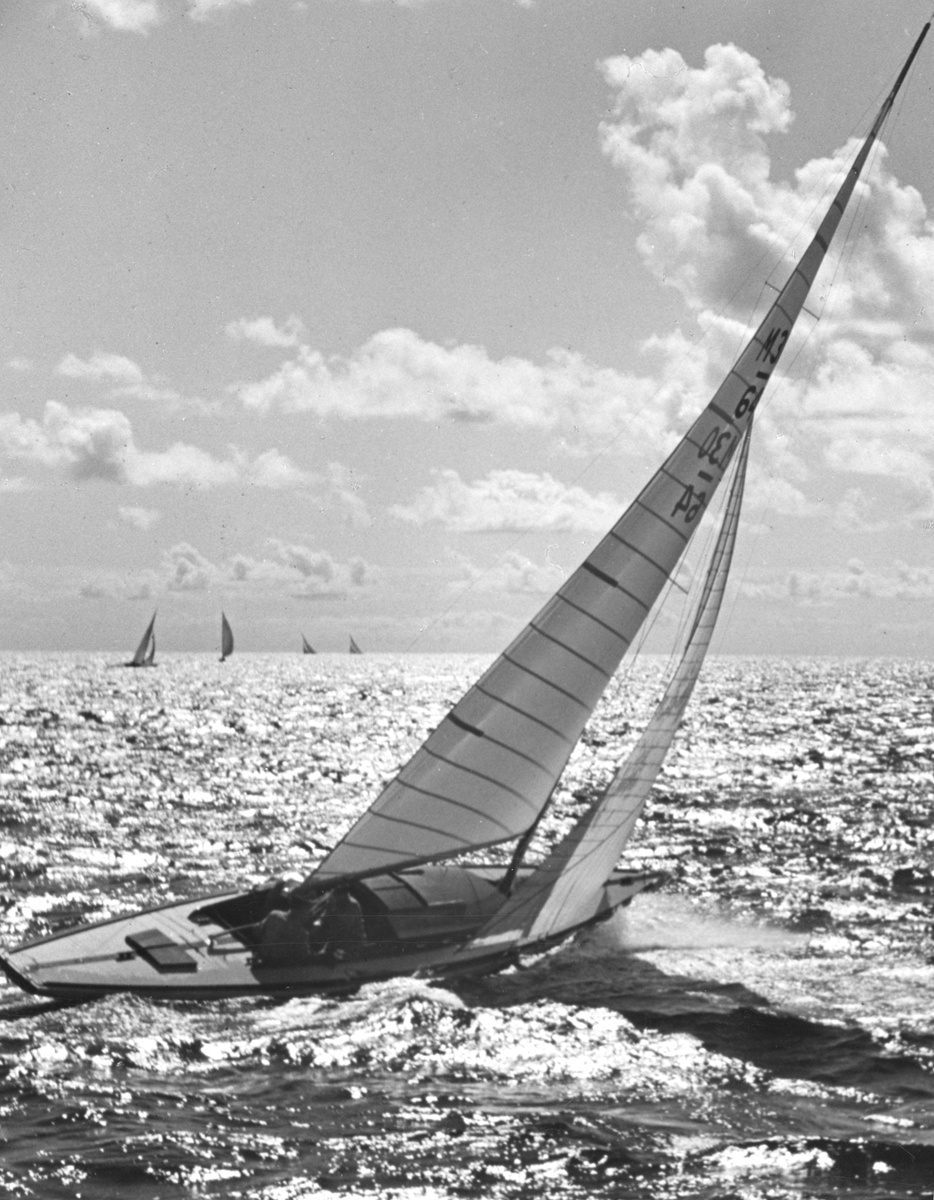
[0,652,931,1199]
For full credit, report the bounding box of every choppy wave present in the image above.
[0,653,932,1197]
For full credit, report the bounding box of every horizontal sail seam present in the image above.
[552,592,630,646]
[606,530,671,579]
[527,620,611,681]
[473,684,576,747]
[393,748,537,816]
[633,498,690,543]
[342,817,477,850]
[500,652,593,713]
[414,745,543,811]
[372,782,521,836]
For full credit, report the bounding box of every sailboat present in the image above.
[349,636,362,654]
[302,634,315,654]
[220,613,234,662]
[1,21,928,1001]
[123,612,156,668]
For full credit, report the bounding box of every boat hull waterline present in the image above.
[0,866,662,1000]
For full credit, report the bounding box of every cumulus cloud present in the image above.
[0,402,309,490]
[77,538,377,603]
[598,41,934,521]
[451,550,566,595]
[743,558,934,606]
[78,568,159,601]
[219,539,377,598]
[391,469,622,533]
[265,538,378,598]
[215,41,934,520]
[188,0,255,20]
[164,542,217,592]
[225,315,306,348]
[229,327,680,452]
[74,0,161,34]
[57,352,145,385]
[599,44,793,315]
[56,349,199,410]
[118,505,161,530]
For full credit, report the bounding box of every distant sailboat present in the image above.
[349,636,362,654]
[2,18,929,1000]
[220,613,234,662]
[124,613,156,668]
[302,634,315,655]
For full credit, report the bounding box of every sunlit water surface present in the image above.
[0,653,931,1199]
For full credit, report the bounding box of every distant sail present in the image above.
[220,613,234,662]
[349,636,362,654]
[465,426,752,954]
[302,634,315,654]
[126,612,156,668]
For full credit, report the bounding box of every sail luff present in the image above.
[303,32,926,888]
[465,425,753,951]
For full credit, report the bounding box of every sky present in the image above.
[2,0,934,656]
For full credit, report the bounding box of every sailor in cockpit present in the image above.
[252,887,366,965]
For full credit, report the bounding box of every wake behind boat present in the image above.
[2,21,929,1001]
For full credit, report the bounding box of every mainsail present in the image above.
[220,613,234,662]
[302,22,930,891]
[128,612,156,668]
[349,636,362,655]
[465,426,751,953]
[302,634,315,655]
